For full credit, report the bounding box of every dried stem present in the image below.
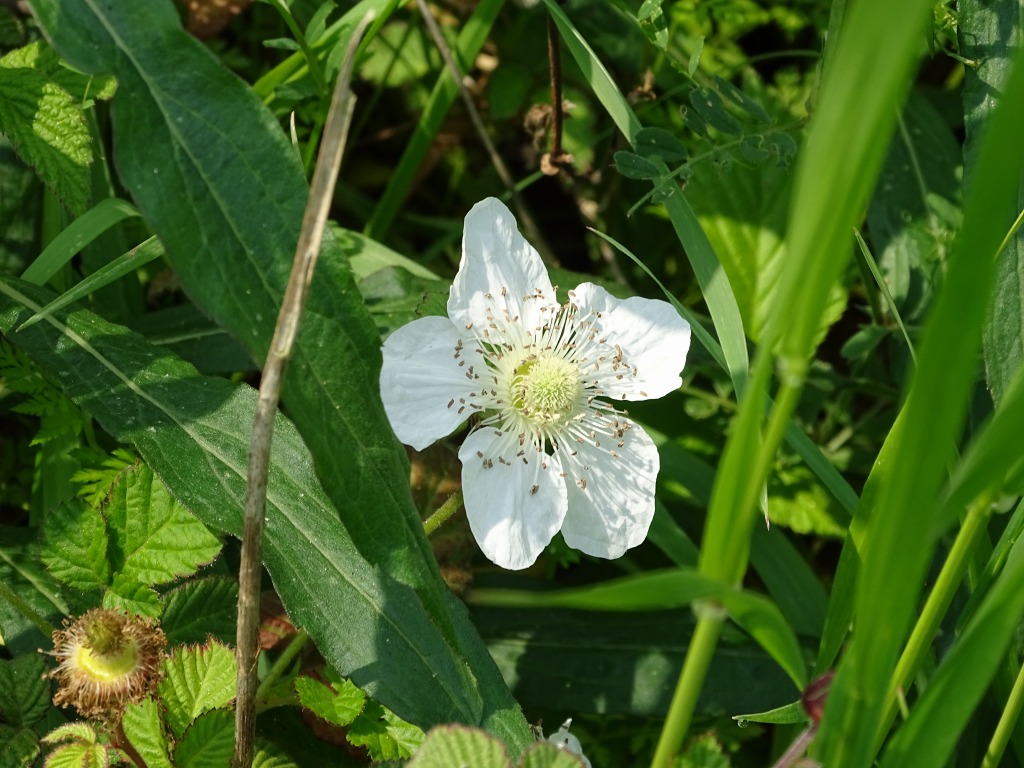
[231,13,374,768]
[542,11,572,175]
[416,0,559,266]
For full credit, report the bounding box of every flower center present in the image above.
[515,355,582,422]
[75,639,141,683]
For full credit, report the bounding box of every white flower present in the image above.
[379,198,690,570]
[547,719,592,768]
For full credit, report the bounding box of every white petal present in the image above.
[459,428,567,570]
[570,282,690,401]
[379,316,480,451]
[560,418,659,559]
[449,198,557,336]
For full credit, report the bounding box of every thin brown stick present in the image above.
[231,12,374,768]
[416,0,559,266]
[545,13,566,166]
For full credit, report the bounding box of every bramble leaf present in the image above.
[173,708,234,768]
[405,725,510,768]
[0,652,50,727]
[121,699,174,768]
[105,464,221,586]
[348,700,425,761]
[161,578,238,646]
[41,499,110,591]
[159,642,236,739]
[294,674,365,727]
[0,43,91,214]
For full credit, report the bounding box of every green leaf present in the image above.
[677,733,730,768]
[25,0,527,745]
[518,743,585,768]
[878,534,1024,768]
[965,0,1024,405]
[733,700,806,725]
[294,675,365,727]
[0,654,49,728]
[40,498,110,591]
[0,276,512,738]
[41,742,109,768]
[41,723,99,745]
[102,573,162,619]
[158,642,237,739]
[173,708,234,768]
[104,464,221,587]
[0,44,91,215]
[252,742,301,768]
[20,198,141,287]
[406,725,511,768]
[689,88,742,136]
[472,570,806,690]
[476,605,797,718]
[634,127,688,164]
[0,526,68,654]
[0,40,116,103]
[687,154,846,347]
[613,151,661,180]
[0,726,39,768]
[348,701,425,761]
[161,578,238,646]
[121,699,174,768]
[866,91,960,322]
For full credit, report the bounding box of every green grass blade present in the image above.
[19,236,164,331]
[21,197,140,285]
[815,35,1024,768]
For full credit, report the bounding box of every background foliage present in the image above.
[2,0,1024,765]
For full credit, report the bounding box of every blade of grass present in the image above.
[19,236,164,330]
[815,35,1024,768]
[21,197,140,286]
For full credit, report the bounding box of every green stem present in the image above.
[0,579,57,637]
[650,616,723,768]
[874,493,993,748]
[423,490,464,536]
[255,629,309,710]
[986,656,1024,767]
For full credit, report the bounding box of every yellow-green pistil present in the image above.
[513,356,582,423]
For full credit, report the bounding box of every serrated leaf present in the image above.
[159,642,236,739]
[42,742,109,768]
[252,741,300,768]
[405,725,510,768]
[0,47,90,214]
[121,699,173,768]
[613,151,661,180]
[104,463,221,586]
[161,578,238,646]
[635,127,688,164]
[678,733,730,768]
[40,499,110,591]
[102,573,162,618]
[41,723,99,745]
[0,653,50,727]
[0,41,115,103]
[347,701,424,761]
[519,743,585,768]
[173,708,234,768]
[0,725,40,768]
[294,675,365,727]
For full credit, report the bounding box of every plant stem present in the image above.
[423,490,464,536]
[232,14,372,768]
[255,629,309,710]
[984,657,1024,768]
[546,12,566,166]
[650,615,723,768]
[874,493,993,749]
